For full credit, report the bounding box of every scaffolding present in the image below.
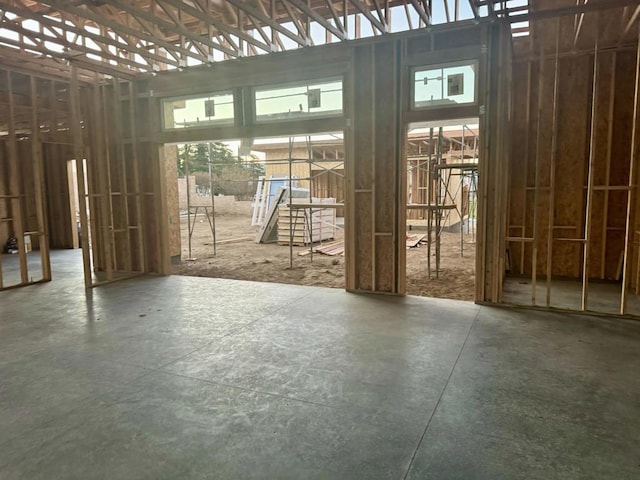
[407,125,479,279]
[183,142,217,260]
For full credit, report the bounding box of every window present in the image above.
[254,78,342,122]
[412,63,477,109]
[162,92,234,130]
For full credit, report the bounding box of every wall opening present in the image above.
[404,119,479,300]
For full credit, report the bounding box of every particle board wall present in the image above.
[164,145,181,261]
[508,17,640,283]
[477,23,513,303]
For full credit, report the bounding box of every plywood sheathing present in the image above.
[508,18,639,284]
[165,145,182,260]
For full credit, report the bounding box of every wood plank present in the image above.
[256,187,286,243]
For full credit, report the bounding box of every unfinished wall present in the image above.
[508,18,639,281]
[0,69,55,288]
[145,22,509,299]
[164,145,181,261]
[43,143,76,249]
[506,3,640,313]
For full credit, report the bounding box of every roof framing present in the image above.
[0,1,638,82]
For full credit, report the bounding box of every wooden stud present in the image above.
[129,82,146,272]
[112,77,133,272]
[30,75,51,281]
[620,23,640,315]
[94,80,114,281]
[69,65,92,287]
[546,19,561,308]
[600,53,617,280]
[101,83,117,279]
[520,61,532,275]
[581,18,600,311]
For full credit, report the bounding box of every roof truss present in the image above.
[0,1,638,82]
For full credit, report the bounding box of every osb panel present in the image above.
[588,51,618,279]
[552,55,590,278]
[510,38,639,281]
[610,51,636,187]
[531,57,557,276]
[530,1,633,54]
[350,43,375,291]
[164,145,181,259]
[354,191,373,291]
[352,44,374,192]
[507,61,530,273]
[373,41,397,236]
[139,142,161,273]
[375,235,394,292]
[588,191,606,277]
[591,52,615,187]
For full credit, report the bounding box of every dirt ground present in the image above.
[172,201,476,301]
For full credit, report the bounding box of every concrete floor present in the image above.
[503,276,640,317]
[1,251,48,287]
[1,251,639,479]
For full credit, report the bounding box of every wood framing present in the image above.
[506,3,640,315]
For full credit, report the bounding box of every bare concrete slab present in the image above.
[1,251,639,479]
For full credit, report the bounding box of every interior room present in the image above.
[1,1,640,478]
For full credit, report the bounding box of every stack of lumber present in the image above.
[300,240,345,256]
[278,198,336,246]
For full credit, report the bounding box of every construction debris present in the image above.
[406,233,426,248]
[299,240,344,257]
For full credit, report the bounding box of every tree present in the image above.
[177,142,264,199]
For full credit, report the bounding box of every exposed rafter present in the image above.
[0,0,637,82]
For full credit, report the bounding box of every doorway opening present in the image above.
[0,143,89,289]
[405,119,479,300]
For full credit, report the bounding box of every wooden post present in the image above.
[112,77,133,272]
[620,24,640,315]
[581,20,600,311]
[521,61,532,275]
[370,45,377,290]
[91,80,113,281]
[546,19,561,307]
[30,76,51,281]
[600,53,616,279]
[70,65,93,288]
[128,81,146,271]
[532,42,545,305]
